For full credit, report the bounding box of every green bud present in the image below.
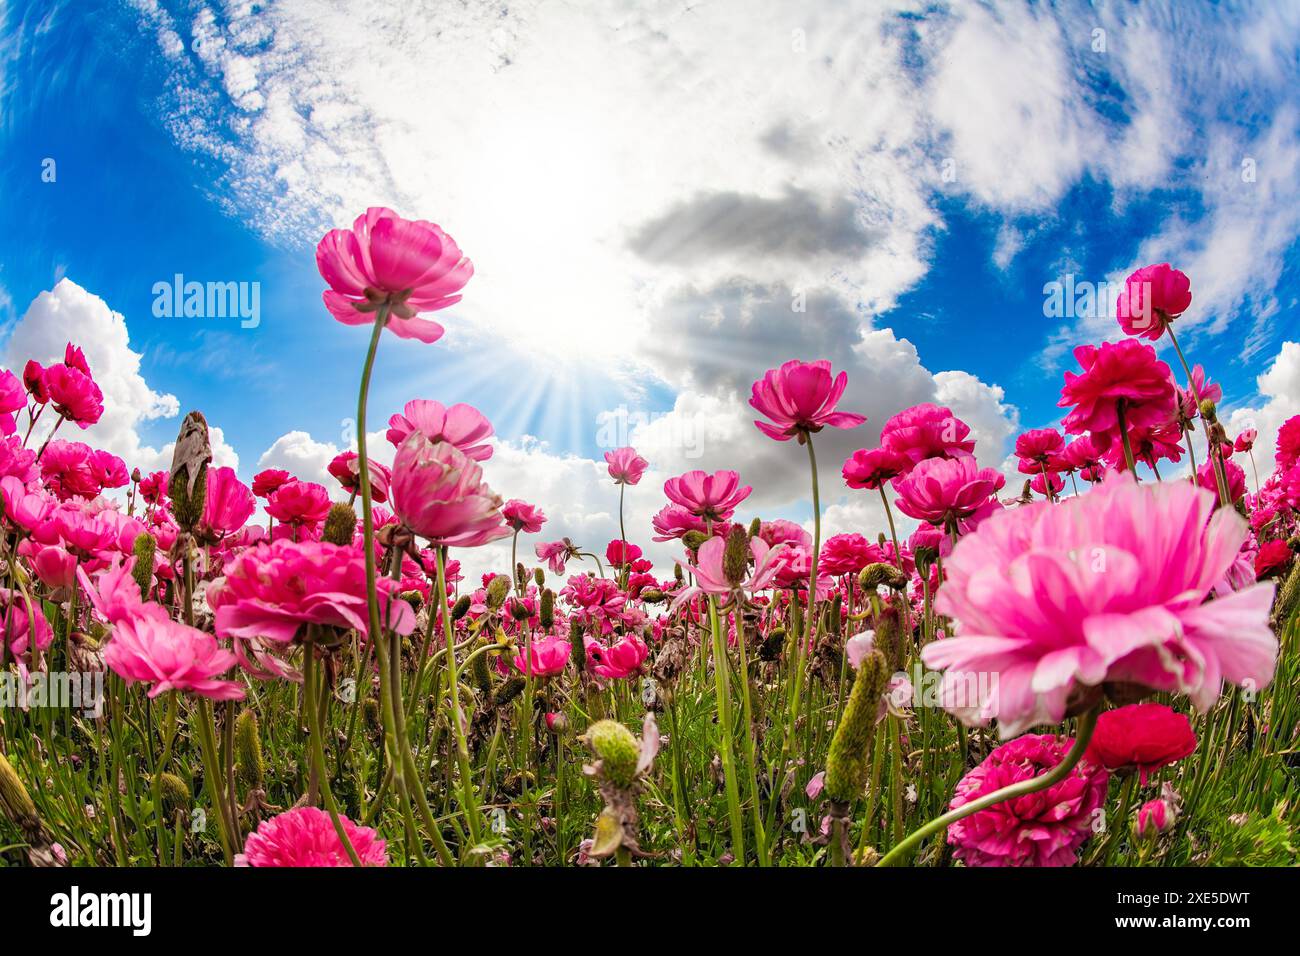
[640,588,665,604]
[493,676,525,708]
[748,517,762,538]
[486,575,510,610]
[131,533,157,598]
[722,525,750,588]
[234,709,264,788]
[570,620,586,674]
[824,649,888,804]
[451,595,472,621]
[156,772,191,812]
[1274,560,1300,627]
[471,641,493,695]
[0,751,39,832]
[859,562,907,592]
[1199,398,1218,423]
[681,530,708,552]
[321,502,358,545]
[533,566,545,587]
[872,602,905,672]
[540,588,555,629]
[585,719,640,788]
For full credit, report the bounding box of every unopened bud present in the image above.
[540,588,555,629]
[235,709,264,788]
[0,751,39,832]
[533,567,545,587]
[486,575,510,610]
[1199,399,1218,423]
[682,530,708,552]
[451,595,472,621]
[748,517,762,538]
[156,772,191,812]
[722,525,750,588]
[321,502,357,545]
[859,562,907,592]
[824,649,888,804]
[132,533,156,598]
[584,719,640,788]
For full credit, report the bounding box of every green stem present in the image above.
[303,644,363,866]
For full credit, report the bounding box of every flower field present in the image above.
[1,208,1297,872]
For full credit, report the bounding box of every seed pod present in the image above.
[0,751,39,833]
[640,588,664,604]
[322,502,358,545]
[515,562,527,593]
[493,676,525,708]
[168,411,211,531]
[470,640,493,695]
[540,588,555,629]
[872,601,905,672]
[1199,399,1218,423]
[584,720,640,788]
[451,595,472,621]
[156,772,191,812]
[1274,561,1300,627]
[131,533,157,598]
[824,649,888,804]
[235,709,264,788]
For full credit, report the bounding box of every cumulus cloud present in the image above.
[1226,339,1300,476]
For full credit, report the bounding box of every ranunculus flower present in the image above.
[1015,428,1065,473]
[239,806,387,867]
[1030,471,1063,498]
[251,469,295,499]
[650,504,708,542]
[386,399,494,461]
[200,466,255,539]
[892,455,1004,530]
[1054,434,1103,474]
[265,481,332,532]
[758,518,812,550]
[1086,703,1197,783]
[1198,458,1246,503]
[819,532,878,577]
[878,403,975,468]
[535,538,578,575]
[22,360,48,403]
[513,633,571,678]
[947,733,1109,867]
[328,451,390,502]
[605,538,642,567]
[390,432,509,548]
[2,590,55,655]
[1233,428,1257,453]
[316,207,472,343]
[44,363,104,428]
[104,615,245,700]
[502,499,546,534]
[1254,539,1293,579]
[922,474,1279,736]
[1275,415,1300,472]
[749,359,866,441]
[604,446,648,485]
[663,469,751,521]
[672,533,785,609]
[1116,263,1192,340]
[1058,340,1176,454]
[842,446,909,490]
[585,632,648,679]
[1135,798,1176,837]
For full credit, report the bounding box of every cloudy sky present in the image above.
[1,0,1298,579]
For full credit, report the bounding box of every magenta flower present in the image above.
[585,632,649,679]
[1058,341,1176,454]
[947,733,1109,867]
[328,451,391,503]
[922,474,1279,735]
[1199,458,1246,503]
[1117,263,1192,340]
[265,481,332,532]
[879,403,977,469]
[749,359,866,442]
[252,469,295,499]
[200,466,255,539]
[842,446,909,490]
[650,504,708,542]
[757,518,812,550]
[605,446,648,485]
[386,399,494,461]
[104,615,245,700]
[892,456,1005,530]
[672,534,785,609]
[1014,428,1065,474]
[44,363,103,428]
[1276,415,1300,471]
[1233,428,1257,453]
[390,432,509,548]
[663,469,751,521]
[502,499,546,533]
[819,533,879,577]
[513,633,571,678]
[239,806,387,867]
[213,540,416,644]
[535,538,578,575]
[2,590,55,655]
[316,207,473,344]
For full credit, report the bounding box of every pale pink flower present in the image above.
[535,538,578,575]
[390,432,509,548]
[386,399,494,461]
[316,207,472,343]
[104,615,244,700]
[672,534,785,609]
[663,469,751,521]
[749,359,866,441]
[650,504,708,542]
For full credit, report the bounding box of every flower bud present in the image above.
[167,411,211,531]
[486,575,510,610]
[584,719,640,787]
[1198,398,1218,423]
[235,709,264,788]
[533,566,545,587]
[451,594,472,621]
[156,772,191,812]
[132,533,156,598]
[569,620,586,674]
[824,649,888,804]
[748,517,762,538]
[640,588,665,604]
[722,525,750,588]
[859,562,907,592]
[681,530,708,552]
[321,502,358,545]
[0,751,39,833]
[540,588,555,629]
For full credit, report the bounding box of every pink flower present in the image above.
[1175,365,1221,421]
[1117,263,1192,340]
[1030,472,1063,498]
[513,633,571,678]
[1198,458,1246,503]
[892,456,1005,530]
[1015,428,1065,473]
[1086,703,1197,784]
[77,557,158,628]
[265,481,332,531]
[502,499,546,534]
[328,451,390,503]
[1058,341,1176,454]
[138,470,169,505]
[758,518,812,550]
[104,615,245,700]
[23,360,48,403]
[922,474,1279,735]
[879,404,976,468]
[200,466,255,539]
[88,450,128,490]
[749,359,866,441]
[1135,798,1175,837]
[252,469,294,499]
[1233,428,1257,453]
[605,446,648,485]
[1054,435,1102,475]
[44,363,103,428]
[390,432,509,548]
[0,370,25,431]
[663,469,751,521]
[650,504,708,542]
[947,733,1109,867]
[239,806,387,867]
[214,540,416,644]
[672,534,785,609]
[535,539,578,575]
[316,207,472,344]
[386,399,494,461]
[2,591,55,655]
[585,632,649,679]
[39,440,99,500]
[605,538,642,567]
[1276,415,1300,471]
[1,476,55,533]
[842,446,909,490]
[819,533,878,577]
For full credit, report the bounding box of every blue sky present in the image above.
[2,0,1299,575]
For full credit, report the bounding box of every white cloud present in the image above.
[1225,340,1300,477]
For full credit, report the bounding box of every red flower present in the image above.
[1086,703,1197,784]
[1254,540,1293,580]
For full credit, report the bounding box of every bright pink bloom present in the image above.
[502,499,546,534]
[1175,365,1221,421]
[947,733,1109,867]
[251,469,294,499]
[922,475,1279,735]
[239,806,387,867]
[1030,472,1063,498]
[758,518,811,550]
[2,591,55,655]
[104,615,244,700]
[535,539,578,575]
[200,466,255,538]
[585,632,649,679]
[1086,703,1197,784]
[88,450,128,490]
[1255,540,1293,579]
[40,440,99,499]
[1058,341,1176,454]
[390,432,509,548]
[749,359,866,441]
[316,207,472,344]
[1198,458,1246,503]
[1135,798,1175,837]
[44,363,103,428]
[878,404,976,468]
[819,533,878,577]
[673,534,785,609]
[513,633,571,678]
[842,446,909,490]
[1117,263,1192,340]
[265,481,332,530]
[0,436,37,486]
[386,399,494,461]
[77,557,159,628]
[605,538,642,567]
[1276,415,1300,471]
[328,451,391,503]
[650,504,708,542]
[892,456,1004,530]
[1233,428,1257,453]
[22,360,48,403]
[138,470,169,505]
[1106,422,1184,473]
[30,543,77,588]
[1053,435,1102,475]
[1015,428,1065,473]
[0,370,25,424]
[1,476,54,533]
[663,469,751,521]
[605,446,648,485]
[214,540,416,644]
